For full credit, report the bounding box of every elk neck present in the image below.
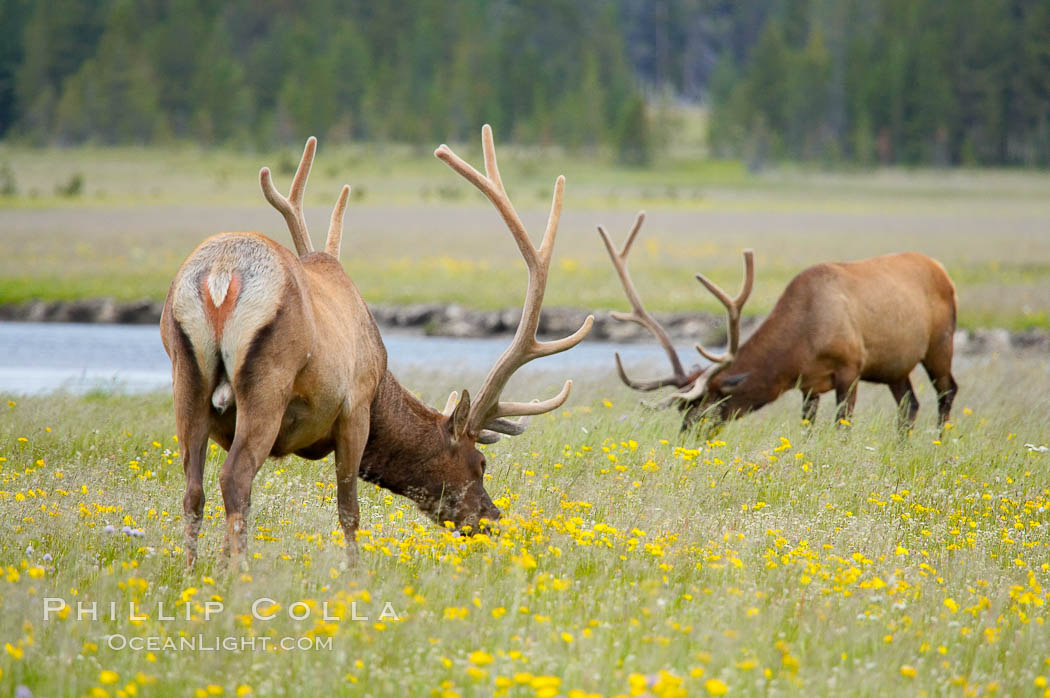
[717,310,807,408]
[358,369,448,495]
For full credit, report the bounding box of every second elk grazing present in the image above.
[160,125,592,565]
[599,213,958,432]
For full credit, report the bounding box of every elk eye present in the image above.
[720,372,750,391]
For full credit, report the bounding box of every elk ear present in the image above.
[449,388,471,442]
[719,372,750,393]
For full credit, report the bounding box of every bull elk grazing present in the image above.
[161,125,593,565]
[598,212,958,432]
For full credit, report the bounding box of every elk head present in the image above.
[598,212,754,428]
[414,388,501,529]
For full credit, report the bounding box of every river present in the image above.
[0,321,697,395]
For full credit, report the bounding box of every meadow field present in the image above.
[2,144,1050,330]
[2,143,1049,696]
[0,351,1048,697]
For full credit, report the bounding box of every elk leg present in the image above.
[334,404,370,566]
[930,373,958,428]
[923,330,957,428]
[173,366,211,567]
[801,392,819,423]
[888,377,919,432]
[923,362,958,428]
[833,371,859,425]
[218,405,285,560]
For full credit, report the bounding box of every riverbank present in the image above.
[2,298,1047,354]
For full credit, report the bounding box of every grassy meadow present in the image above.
[1,353,1048,697]
[2,140,1049,696]
[2,143,1050,329]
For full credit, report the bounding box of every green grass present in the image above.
[2,144,1050,329]
[1,355,1048,697]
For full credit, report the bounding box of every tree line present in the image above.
[0,0,639,155]
[622,0,1050,167]
[1,0,1047,167]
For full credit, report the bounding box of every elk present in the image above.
[160,125,593,565]
[598,212,958,432]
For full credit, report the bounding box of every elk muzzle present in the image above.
[455,482,502,533]
[426,482,501,533]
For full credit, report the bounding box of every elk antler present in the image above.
[442,389,532,443]
[326,185,351,259]
[646,249,756,407]
[648,362,726,409]
[260,137,351,260]
[694,250,755,363]
[600,215,757,408]
[597,212,696,391]
[435,124,594,441]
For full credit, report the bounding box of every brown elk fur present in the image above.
[162,129,590,566]
[683,253,959,429]
[601,214,958,432]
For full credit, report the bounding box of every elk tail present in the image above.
[211,376,234,413]
[200,268,243,414]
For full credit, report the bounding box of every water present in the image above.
[0,321,699,395]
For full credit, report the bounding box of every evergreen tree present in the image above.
[0,0,31,136]
[615,94,652,165]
